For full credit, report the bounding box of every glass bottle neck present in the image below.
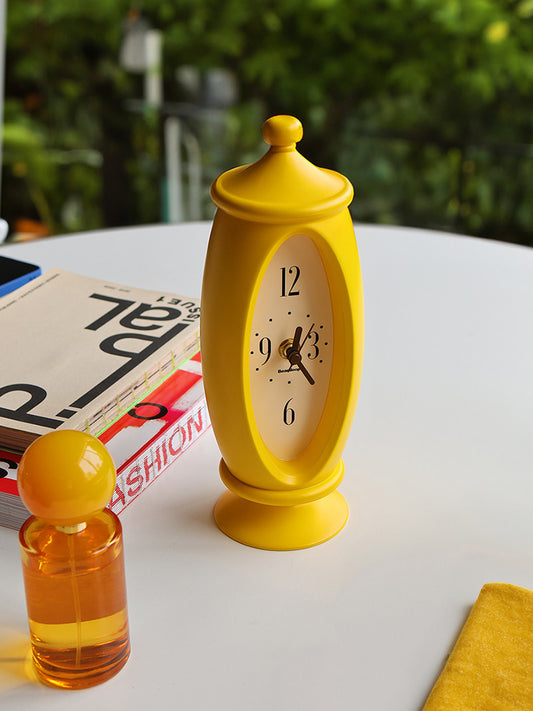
[55,522,87,534]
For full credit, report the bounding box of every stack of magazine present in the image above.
[0,268,210,529]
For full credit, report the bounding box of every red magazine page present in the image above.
[101,353,210,514]
[0,449,18,496]
[0,353,210,527]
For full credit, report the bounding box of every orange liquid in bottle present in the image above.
[19,509,130,689]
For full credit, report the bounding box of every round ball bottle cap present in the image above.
[18,430,116,526]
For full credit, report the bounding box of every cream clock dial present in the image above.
[249,233,333,461]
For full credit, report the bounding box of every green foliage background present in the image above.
[2,0,533,245]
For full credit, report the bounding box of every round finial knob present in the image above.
[18,430,116,527]
[262,115,303,148]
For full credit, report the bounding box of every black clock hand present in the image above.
[287,349,315,385]
[278,323,316,383]
[292,326,302,352]
[284,325,303,374]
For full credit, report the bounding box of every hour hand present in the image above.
[292,326,302,353]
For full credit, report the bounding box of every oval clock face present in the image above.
[249,234,333,461]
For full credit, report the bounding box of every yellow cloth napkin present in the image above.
[423,583,533,710]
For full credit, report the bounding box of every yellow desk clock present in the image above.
[201,115,364,550]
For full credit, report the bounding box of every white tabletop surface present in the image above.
[0,222,532,710]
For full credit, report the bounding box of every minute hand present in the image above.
[287,349,315,385]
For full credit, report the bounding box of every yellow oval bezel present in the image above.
[200,209,364,495]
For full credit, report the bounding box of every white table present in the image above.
[1,222,532,710]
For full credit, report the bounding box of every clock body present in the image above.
[200,116,364,549]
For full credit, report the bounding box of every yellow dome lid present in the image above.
[210,115,353,224]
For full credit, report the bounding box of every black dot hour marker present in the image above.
[256,368,259,371]
[269,318,272,322]
[269,379,273,382]
[320,325,323,329]
[255,332,259,337]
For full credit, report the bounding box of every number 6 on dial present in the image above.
[201,115,364,550]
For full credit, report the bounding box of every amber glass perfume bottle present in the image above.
[18,430,130,689]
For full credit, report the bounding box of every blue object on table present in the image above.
[0,255,42,297]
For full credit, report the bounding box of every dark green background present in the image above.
[3,0,533,246]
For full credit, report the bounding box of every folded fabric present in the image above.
[423,582,533,710]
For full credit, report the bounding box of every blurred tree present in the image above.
[3,0,138,233]
[2,0,533,244]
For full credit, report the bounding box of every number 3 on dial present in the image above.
[249,233,333,461]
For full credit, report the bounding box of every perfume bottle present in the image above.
[18,430,130,689]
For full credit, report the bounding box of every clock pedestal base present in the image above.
[214,489,349,551]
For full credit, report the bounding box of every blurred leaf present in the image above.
[485,21,509,43]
